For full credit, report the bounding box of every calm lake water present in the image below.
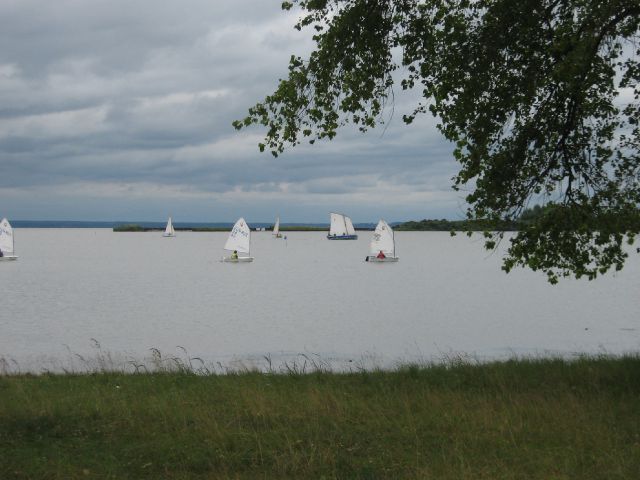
[1,229,638,372]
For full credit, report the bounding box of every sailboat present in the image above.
[222,217,254,262]
[162,216,176,237]
[272,216,282,238]
[0,218,18,261]
[365,219,398,262]
[327,212,358,240]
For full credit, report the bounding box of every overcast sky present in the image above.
[0,0,463,223]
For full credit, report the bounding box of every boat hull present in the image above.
[0,255,18,261]
[366,256,398,262]
[222,256,254,263]
[327,235,358,240]
[162,234,176,237]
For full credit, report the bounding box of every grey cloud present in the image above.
[0,0,462,221]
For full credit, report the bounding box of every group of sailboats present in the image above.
[327,212,398,261]
[159,215,256,262]
[216,214,398,263]
[0,213,397,265]
[161,213,399,264]
[161,215,256,262]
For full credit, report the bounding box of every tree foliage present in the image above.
[234,0,640,283]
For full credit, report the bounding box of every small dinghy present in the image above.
[162,216,176,237]
[272,216,283,238]
[0,218,18,261]
[365,219,398,262]
[222,218,254,262]
[327,212,358,240]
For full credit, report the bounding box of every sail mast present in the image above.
[388,220,395,256]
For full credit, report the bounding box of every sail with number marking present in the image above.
[273,217,280,236]
[369,219,395,256]
[224,218,251,254]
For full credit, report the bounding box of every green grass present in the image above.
[1,356,639,479]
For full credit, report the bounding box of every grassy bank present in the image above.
[1,356,639,479]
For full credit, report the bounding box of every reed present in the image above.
[1,355,638,479]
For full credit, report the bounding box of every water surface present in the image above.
[1,229,638,372]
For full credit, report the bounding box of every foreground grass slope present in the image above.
[1,357,639,479]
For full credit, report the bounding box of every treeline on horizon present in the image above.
[112,224,328,232]
[395,218,519,231]
[396,206,550,231]
[108,205,540,232]
[113,204,639,232]
[112,225,232,232]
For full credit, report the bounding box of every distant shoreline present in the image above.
[112,224,358,232]
[8,206,564,232]
[11,220,336,230]
[10,219,524,232]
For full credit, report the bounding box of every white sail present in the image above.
[369,219,395,256]
[224,217,251,254]
[164,217,175,236]
[329,212,348,236]
[344,215,356,236]
[273,217,280,236]
[0,218,14,254]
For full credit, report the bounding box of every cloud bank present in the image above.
[0,0,462,222]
